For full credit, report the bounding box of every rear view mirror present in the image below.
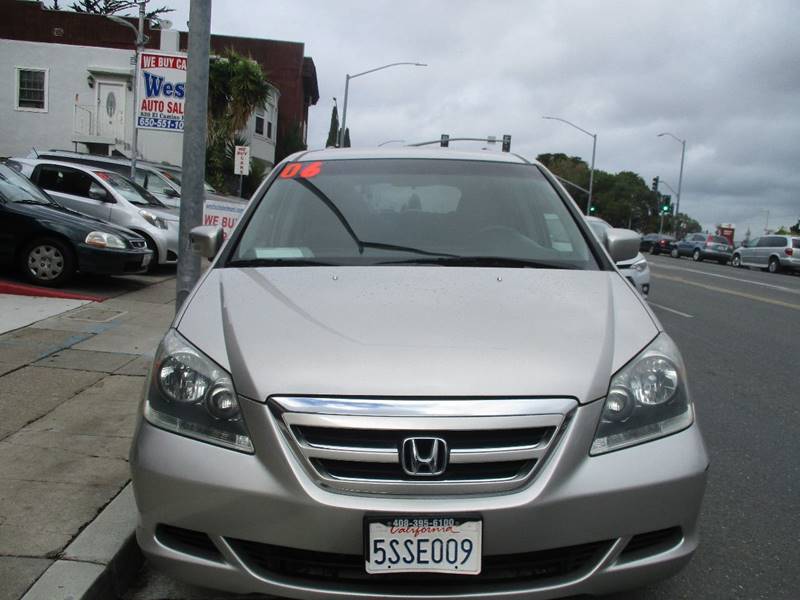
[605,228,640,262]
[190,225,224,258]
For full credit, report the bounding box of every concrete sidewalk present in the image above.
[0,275,177,600]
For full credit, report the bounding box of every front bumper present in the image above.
[76,244,153,275]
[130,397,708,599]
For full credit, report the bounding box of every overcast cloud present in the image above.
[163,0,799,234]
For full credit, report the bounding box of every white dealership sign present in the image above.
[234,145,251,175]
[203,198,248,240]
[136,51,187,132]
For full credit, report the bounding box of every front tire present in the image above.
[692,248,702,262]
[732,254,742,268]
[768,257,781,273]
[670,248,679,258]
[20,237,76,287]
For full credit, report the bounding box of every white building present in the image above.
[0,31,279,168]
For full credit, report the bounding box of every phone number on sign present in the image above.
[137,117,184,130]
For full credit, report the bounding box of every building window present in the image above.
[15,68,48,111]
[267,121,273,139]
[255,111,265,136]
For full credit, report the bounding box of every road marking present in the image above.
[652,273,800,311]
[649,261,800,295]
[647,301,694,318]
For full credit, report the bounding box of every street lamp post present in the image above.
[657,132,686,224]
[338,62,427,147]
[542,116,597,214]
[107,0,147,181]
[378,139,405,147]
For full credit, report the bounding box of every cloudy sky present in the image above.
[162,0,799,235]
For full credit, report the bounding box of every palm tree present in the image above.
[206,49,272,190]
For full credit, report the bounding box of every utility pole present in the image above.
[175,0,212,310]
[130,0,146,180]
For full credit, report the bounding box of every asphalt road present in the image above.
[125,256,800,600]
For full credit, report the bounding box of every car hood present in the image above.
[177,267,660,403]
[15,202,144,241]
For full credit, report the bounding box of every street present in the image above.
[123,256,800,600]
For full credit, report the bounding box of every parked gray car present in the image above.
[13,159,179,266]
[130,148,708,599]
[732,235,800,273]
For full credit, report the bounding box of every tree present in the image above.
[275,123,307,164]
[50,0,174,20]
[791,219,800,235]
[343,127,351,148]
[205,49,272,191]
[325,105,339,148]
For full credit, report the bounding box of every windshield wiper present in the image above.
[376,256,579,269]
[292,179,457,259]
[227,258,337,268]
[14,199,53,206]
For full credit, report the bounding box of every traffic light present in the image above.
[651,176,660,192]
[440,134,450,148]
[589,203,597,213]
[660,194,671,214]
[502,134,512,152]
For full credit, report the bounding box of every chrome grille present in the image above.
[270,397,575,495]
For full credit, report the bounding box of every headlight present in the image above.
[85,231,126,249]
[144,329,253,453]
[591,334,693,455]
[630,258,648,272]
[139,209,168,229]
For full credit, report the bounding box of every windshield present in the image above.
[230,159,597,269]
[97,172,164,207]
[0,163,56,205]
[159,167,217,194]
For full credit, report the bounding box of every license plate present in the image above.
[366,517,482,575]
[142,254,152,267]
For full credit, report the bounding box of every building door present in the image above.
[96,81,126,141]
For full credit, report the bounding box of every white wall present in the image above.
[0,39,183,164]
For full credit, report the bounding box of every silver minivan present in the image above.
[14,159,180,266]
[732,235,800,273]
[131,148,708,599]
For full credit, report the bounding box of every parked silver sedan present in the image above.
[13,159,179,266]
[130,148,708,599]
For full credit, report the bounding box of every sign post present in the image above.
[234,145,251,198]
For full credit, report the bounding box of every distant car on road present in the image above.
[671,233,732,264]
[0,161,152,286]
[731,235,800,273]
[12,159,180,268]
[586,216,650,296]
[640,233,676,255]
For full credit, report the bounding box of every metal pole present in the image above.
[675,139,685,219]
[130,0,146,179]
[176,0,212,310]
[338,75,350,147]
[587,134,596,215]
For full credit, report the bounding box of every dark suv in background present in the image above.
[640,233,676,255]
[671,233,732,264]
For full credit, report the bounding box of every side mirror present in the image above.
[163,188,179,198]
[88,185,109,202]
[189,225,224,258]
[605,228,640,262]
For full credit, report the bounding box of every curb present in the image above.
[21,483,142,600]
[0,280,107,302]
